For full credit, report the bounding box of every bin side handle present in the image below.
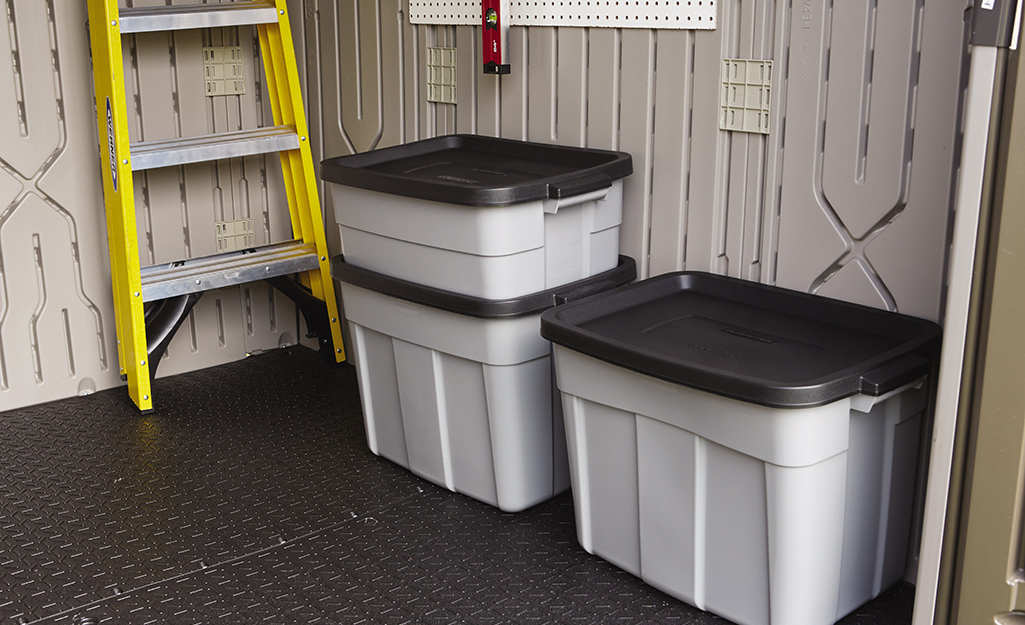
[545,174,612,213]
[544,186,611,214]
[555,279,623,305]
[859,352,933,396]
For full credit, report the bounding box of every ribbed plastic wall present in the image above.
[0,0,971,411]
[308,0,968,323]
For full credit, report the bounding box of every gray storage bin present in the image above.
[333,256,635,512]
[540,272,941,625]
[321,135,632,299]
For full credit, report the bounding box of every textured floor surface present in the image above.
[1,347,915,624]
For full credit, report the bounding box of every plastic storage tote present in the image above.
[321,135,632,299]
[539,272,942,625]
[332,255,635,513]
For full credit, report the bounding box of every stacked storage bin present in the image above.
[322,135,633,512]
[540,272,942,625]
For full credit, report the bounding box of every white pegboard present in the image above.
[408,1,717,29]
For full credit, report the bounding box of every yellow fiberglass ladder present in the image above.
[87,0,344,412]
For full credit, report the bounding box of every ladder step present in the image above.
[119,1,279,34]
[131,126,300,170]
[140,241,320,301]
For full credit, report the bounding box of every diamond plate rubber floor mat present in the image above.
[0,347,915,625]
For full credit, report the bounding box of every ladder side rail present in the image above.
[257,25,304,241]
[87,0,154,410]
[88,0,127,381]
[259,5,345,359]
[265,11,322,254]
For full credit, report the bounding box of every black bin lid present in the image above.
[539,272,943,408]
[320,134,632,206]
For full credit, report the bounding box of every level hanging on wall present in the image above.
[409,0,717,29]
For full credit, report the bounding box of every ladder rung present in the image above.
[140,241,320,301]
[130,126,300,170]
[119,1,279,34]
